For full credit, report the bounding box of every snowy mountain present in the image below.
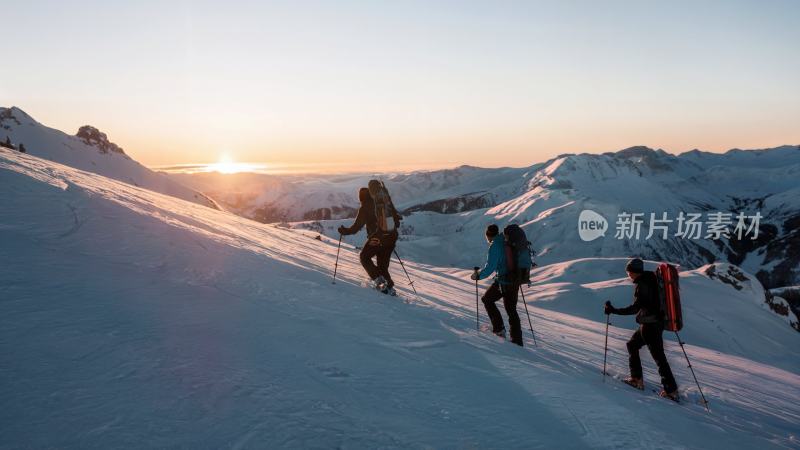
[273,146,800,309]
[0,107,218,209]
[169,164,529,222]
[171,144,800,305]
[2,148,799,448]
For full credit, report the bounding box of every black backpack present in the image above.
[502,224,534,284]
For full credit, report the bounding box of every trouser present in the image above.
[359,234,396,289]
[482,282,522,346]
[627,323,678,393]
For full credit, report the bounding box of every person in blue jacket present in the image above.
[471,224,523,346]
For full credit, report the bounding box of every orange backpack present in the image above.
[656,263,683,332]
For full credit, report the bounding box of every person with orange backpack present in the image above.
[604,258,679,401]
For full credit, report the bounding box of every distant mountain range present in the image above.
[170,140,800,294]
[290,144,800,327]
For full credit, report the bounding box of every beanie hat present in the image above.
[358,187,370,203]
[485,224,499,238]
[625,258,644,274]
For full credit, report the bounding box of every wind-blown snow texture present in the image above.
[1,148,799,448]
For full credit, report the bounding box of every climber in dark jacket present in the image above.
[338,187,396,294]
[339,188,377,237]
[605,258,679,400]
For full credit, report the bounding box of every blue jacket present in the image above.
[477,235,509,283]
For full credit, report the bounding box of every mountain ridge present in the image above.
[0,106,218,209]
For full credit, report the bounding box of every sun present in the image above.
[212,153,236,174]
[205,153,268,174]
[209,153,251,174]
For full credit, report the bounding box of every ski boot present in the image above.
[623,377,645,390]
[658,389,680,403]
[383,286,397,296]
[371,276,387,291]
[493,328,507,339]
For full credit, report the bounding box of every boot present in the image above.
[623,377,645,390]
[371,276,386,291]
[383,286,397,296]
[658,389,680,402]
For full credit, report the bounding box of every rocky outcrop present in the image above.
[403,192,495,214]
[768,287,800,332]
[705,264,799,333]
[76,125,126,156]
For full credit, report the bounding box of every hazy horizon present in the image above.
[150,142,799,176]
[2,0,799,170]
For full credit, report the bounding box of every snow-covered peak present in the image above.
[296,145,800,297]
[610,145,662,160]
[0,106,218,209]
[680,145,800,169]
[0,106,35,126]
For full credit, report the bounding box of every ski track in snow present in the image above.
[1,149,799,449]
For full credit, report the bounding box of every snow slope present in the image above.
[0,106,218,209]
[1,148,799,448]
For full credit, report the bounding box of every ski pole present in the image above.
[603,311,610,381]
[674,331,710,412]
[519,286,537,347]
[473,267,480,331]
[332,233,343,284]
[393,249,418,295]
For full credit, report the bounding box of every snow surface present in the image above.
[2,147,799,448]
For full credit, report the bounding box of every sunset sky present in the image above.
[2,0,799,171]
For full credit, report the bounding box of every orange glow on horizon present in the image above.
[205,153,266,174]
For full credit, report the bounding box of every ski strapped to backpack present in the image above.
[501,224,534,284]
[655,263,682,332]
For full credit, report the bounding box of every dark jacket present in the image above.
[340,188,378,237]
[615,271,662,324]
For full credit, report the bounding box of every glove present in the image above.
[470,270,479,281]
[604,301,615,315]
[337,225,347,235]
